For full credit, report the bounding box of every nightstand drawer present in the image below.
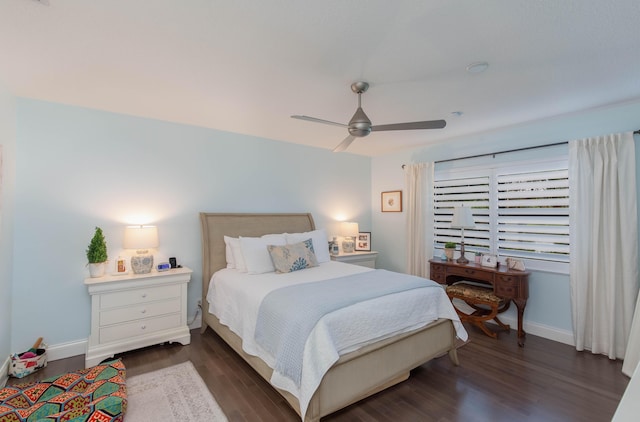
[100,298,181,326]
[99,313,181,344]
[100,284,180,309]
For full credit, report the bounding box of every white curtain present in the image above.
[404,162,434,278]
[569,132,639,362]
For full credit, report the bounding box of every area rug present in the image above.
[126,361,228,422]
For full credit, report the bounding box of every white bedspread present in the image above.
[206,261,467,420]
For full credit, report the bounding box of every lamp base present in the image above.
[456,256,469,264]
[131,254,154,274]
[456,242,469,264]
[342,237,355,253]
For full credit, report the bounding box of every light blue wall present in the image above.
[372,99,640,341]
[0,82,16,363]
[9,95,640,353]
[11,99,371,352]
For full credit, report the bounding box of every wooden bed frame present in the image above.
[200,212,460,422]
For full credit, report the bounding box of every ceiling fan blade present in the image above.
[291,115,347,128]
[333,135,356,153]
[371,119,447,132]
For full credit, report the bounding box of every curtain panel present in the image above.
[569,132,639,362]
[404,162,434,278]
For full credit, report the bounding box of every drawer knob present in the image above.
[141,325,146,330]
[141,309,146,314]
[141,293,147,298]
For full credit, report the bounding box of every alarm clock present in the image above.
[157,262,171,271]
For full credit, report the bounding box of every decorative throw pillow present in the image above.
[267,239,319,273]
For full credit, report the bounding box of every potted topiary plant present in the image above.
[444,241,456,261]
[87,226,108,277]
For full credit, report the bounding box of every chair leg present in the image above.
[474,321,498,338]
[493,315,511,331]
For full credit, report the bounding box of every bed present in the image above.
[200,212,465,422]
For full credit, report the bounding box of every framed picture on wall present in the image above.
[381,190,402,212]
[355,232,371,251]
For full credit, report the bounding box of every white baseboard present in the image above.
[46,339,87,362]
[488,315,575,346]
[189,313,202,330]
[1,355,9,387]
[453,299,575,346]
[187,305,202,330]
[42,309,202,364]
[22,311,574,366]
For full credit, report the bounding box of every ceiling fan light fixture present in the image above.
[292,81,446,152]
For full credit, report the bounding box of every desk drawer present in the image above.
[447,266,493,282]
[431,272,445,284]
[430,263,445,273]
[495,277,520,298]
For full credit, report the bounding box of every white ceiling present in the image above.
[1,1,639,156]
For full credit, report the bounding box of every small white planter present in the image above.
[88,262,106,278]
[444,248,455,261]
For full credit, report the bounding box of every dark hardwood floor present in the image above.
[10,324,628,421]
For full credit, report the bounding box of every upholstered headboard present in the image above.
[199,212,316,308]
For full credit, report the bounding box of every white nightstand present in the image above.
[84,267,192,367]
[330,251,378,268]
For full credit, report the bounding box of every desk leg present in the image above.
[514,299,527,347]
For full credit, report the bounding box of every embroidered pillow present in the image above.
[267,239,319,273]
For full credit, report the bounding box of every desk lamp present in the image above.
[451,206,475,264]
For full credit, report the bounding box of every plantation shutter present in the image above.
[496,167,570,262]
[433,175,491,252]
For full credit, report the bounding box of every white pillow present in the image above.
[285,228,330,263]
[223,236,237,269]
[228,236,247,272]
[240,234,287,274]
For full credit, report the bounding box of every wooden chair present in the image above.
[446,282,510,339]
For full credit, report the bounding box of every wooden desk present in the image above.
[429,259,530,346]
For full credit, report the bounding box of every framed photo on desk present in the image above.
[481,254,498,268]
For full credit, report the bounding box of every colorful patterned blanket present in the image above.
[0,359,127,422]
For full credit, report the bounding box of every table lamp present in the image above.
[124,225,158,274]
[341,222,359,253]
[450,206,475,264]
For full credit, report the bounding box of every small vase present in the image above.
[89,262,105,278]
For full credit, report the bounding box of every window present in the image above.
[434,157,569,272]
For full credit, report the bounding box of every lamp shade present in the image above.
[451,206,476,229]
[123,225,159,249]
[342,222,359,238]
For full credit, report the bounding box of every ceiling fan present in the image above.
[291,81,446,152]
